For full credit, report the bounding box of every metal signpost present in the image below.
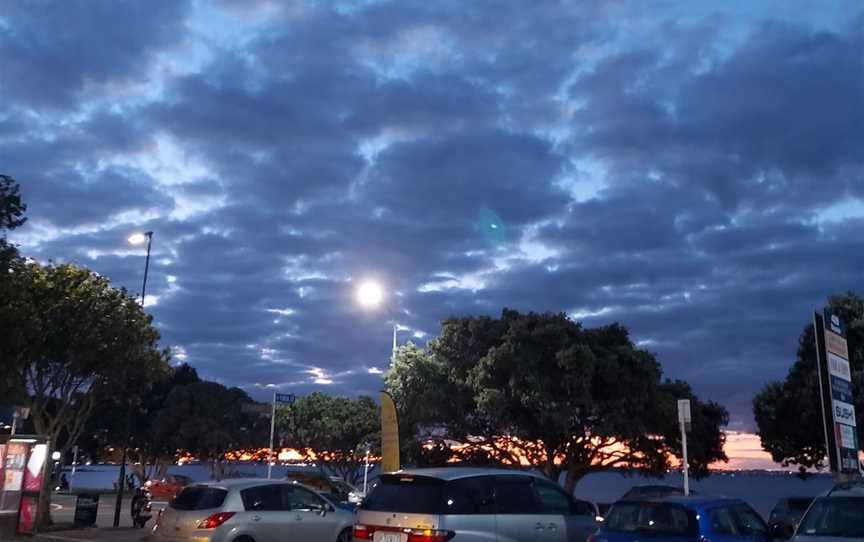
[267,393,295,479]
[814,310,861,477]
[678,399,692,496]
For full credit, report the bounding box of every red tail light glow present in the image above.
[197,511,236,529]
[353,524,376,540]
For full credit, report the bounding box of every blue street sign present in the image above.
[275,393,296,405]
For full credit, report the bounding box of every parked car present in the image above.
[353,467,599,542]
[146,474,194,503]
[590,496,769,542]
[789,482,864,541]
[150,478,353,542]
[768,497,813,537]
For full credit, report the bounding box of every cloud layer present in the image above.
[4,1,863,432]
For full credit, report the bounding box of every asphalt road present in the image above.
[23,493,156,542]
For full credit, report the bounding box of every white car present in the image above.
[150,478,353,542]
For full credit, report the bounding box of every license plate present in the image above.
[375,533,402,542]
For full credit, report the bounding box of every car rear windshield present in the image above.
[360,475,444,514]
[797,497,864,538]
[604,502,699,536]
[171,486,228,510]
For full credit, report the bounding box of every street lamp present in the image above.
[113,230,154,527]
[355,280,398,356]
[127,231,154,305]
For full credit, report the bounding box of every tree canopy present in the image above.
[154,380,268,478]
[387,309,728,491]
[754,292,864,473]
[276,392,379,484]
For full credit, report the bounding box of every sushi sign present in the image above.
[814,309,861,474]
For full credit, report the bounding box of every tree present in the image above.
[0,175,28,398]
[754,292,864,473]
[276,392,379,485]
[386,309,728,492]
[154,381,268,479]
[2,261,169,523]
[0,174,27,231]
[77,363,203,480]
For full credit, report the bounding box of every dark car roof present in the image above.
[392,467,546,481]
[617,495,741,509]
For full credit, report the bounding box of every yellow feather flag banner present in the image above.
[380,391,400,473]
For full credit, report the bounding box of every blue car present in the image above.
[590,496,771,542]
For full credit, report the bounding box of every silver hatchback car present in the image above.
[150,478,354,542]
[353,468,598,542]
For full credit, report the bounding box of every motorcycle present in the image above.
[130,487,153,528]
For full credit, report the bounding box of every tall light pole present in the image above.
[114,231,153,527]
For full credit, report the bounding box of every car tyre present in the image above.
[337,527,352,542]
[234,537,255,542]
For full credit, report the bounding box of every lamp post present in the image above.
[113,231,153,527]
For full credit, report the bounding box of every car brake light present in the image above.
[197,512,236,529]
[406,529,455,542]
[353,524,376,540]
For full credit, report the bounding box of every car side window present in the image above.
[442,476,494,515]
[709,506,740,535]
[533,481,573,515]
[242,485,285,511]
[494,476,538,514]
[287,485,327,511]
[733,503,767,535]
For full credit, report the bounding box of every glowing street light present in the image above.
[356,280,384,308]
[127,232,148,245]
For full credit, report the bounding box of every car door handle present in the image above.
[252,515,261,522]
[548,523,558,531]
[535,522,545,531]
[295,513,303,521]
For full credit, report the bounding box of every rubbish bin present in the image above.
[73,493,100,527]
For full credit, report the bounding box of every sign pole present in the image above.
[363,447,370,495]
[677,399,691,496]
[681,419,689,496]
[71,446,79,481]
[10,410,17,437]
[267,390,276,480]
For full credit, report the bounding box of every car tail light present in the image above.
[353,524,376,540]
[197,511,236,529]
[406,529,455,542]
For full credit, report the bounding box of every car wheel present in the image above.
[337,527,352,542]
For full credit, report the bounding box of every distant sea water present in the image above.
[64,463,835,519]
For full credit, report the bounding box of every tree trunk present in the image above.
[37,444,55,529]
[563,454,590,494]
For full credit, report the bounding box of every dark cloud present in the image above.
[6,1,864,431]
[0,0,191,110]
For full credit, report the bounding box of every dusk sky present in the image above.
[3,1,863,466]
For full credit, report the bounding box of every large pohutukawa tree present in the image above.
[387,309,728,492]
